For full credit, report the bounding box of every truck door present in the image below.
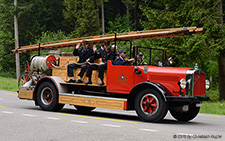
[106,61,134,94]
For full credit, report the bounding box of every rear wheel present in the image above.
[37,82,64,111]
[18,72,35,88]
[74,105,95,112]
[134,89,168,122]
[170,103,200,122]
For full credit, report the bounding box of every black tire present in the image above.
[134,89,168,122]
[170,103,200,122]
[36,82,64,111]
[74,105,96,112]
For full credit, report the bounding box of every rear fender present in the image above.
[127,82,167,110]
[34,76,68,105]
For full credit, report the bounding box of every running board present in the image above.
[59,93,127,110]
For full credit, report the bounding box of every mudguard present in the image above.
[34,76,68,104]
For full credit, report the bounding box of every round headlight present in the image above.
[179,78,187,89]
[205,80,210,89]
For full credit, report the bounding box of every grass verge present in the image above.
[200,101,225,115]
[0,76,18,92]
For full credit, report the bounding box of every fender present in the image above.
[34,76,68,104]
[127,82,167,110]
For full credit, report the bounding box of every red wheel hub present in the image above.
[44,90,53,103]
[142,96,157,113]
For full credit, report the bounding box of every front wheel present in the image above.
[134,89,168,122]
[170,103,200,122]
[36,82,64,111]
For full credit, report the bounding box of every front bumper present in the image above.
[166,96,209,104]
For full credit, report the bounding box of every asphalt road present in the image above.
[0,90,224,141]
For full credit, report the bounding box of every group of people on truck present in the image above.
[67,41,146,85]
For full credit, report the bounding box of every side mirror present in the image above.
[134,66,142,75]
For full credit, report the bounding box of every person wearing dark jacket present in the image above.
[113,49,134,65]
[67,42,94,83]
[84,41,114,85]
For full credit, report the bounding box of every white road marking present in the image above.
[45,117,60,120]
[71,120,88,124]
[22,114,36,117]
[138,128,158,132]
[101,124,121,128]
[1,111,14,114]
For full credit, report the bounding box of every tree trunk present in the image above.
[218,52,225,100]
[217,0,225,100]
[14,0,20,79]
[101,0,105,35]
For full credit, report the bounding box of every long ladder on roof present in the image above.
[12,27,203,53]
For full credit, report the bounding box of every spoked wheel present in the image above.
[140,94,159,115]
[18,72,35,88]
[135,89,168,122]
[37,82,64,111]
[74,105,96,112]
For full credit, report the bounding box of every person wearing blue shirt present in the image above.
[113,49,134,65]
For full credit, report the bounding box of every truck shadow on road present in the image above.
[58,108,203,125]
[25,107,204,125]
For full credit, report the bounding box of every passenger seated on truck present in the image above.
[84,41,114,85]
[134,52,147,65]
[98,43,105,52]
[113,49,134,65]
[67,42,94,83]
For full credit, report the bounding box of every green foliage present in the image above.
[200,101,225,115]
[63,0,100,37]
[36,30,73,53]
[139,0,223,88]
[37,30,68,43]
[206,88,220,101]
[0,76,18,92]
[0,0,16,76]
[107,14,134,33]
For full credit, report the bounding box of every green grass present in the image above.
[0,76,18,92]
[200,101,225,115]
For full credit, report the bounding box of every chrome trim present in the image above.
[185,68,202,96]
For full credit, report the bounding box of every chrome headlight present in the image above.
[205,80,210,89]
[178,78,187,89]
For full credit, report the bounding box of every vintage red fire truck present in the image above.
[12,27,209,122]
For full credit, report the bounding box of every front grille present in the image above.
[186,69,206,96]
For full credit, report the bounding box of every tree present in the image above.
[63,0,100,37]
[217,0,225,100]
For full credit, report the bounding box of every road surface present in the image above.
[0,90,224,141]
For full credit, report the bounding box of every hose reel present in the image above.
[30,55,56,73]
